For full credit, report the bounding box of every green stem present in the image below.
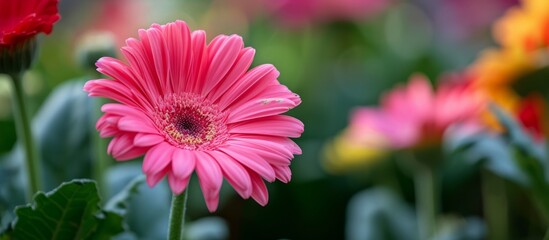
[532,187,549,224]
[414,164,437,240]
[482,171,508,240]
[9,74,41,200]
[168,190,189,240]
[93,97,110,197]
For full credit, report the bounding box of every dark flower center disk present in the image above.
[155,93,228,150]
[174,114,204,136]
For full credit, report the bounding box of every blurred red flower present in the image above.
[0,0,60,47]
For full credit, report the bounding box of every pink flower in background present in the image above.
[320,0,390,22]
[350,74,484,149]
[86,0,147,47]
[0,0,60,47]
[265,0,318,27]
[84,21,303,212]
[252,0,390,27]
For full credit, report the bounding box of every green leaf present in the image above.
[489,104,546,160]
[445,129,529,186]
[91,211,124,240]
[104,175,145,216]
[9,179,124,240]
[490,105,549,182]
[346,187,418,240]
[106,163,170,239]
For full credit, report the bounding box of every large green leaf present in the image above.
[1,79,95,192]
[7,179,123,240]
[32,80,95,189]
[0,79,96,226]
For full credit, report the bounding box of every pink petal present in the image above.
[223,68,281,109]
[166,20,192,93]
[188,30,208,93]
[273,165,292,183]
[118,116,158,134]
[167,173,190,195]
[201,35,244,95]
[96,58,152,109]
[146,27,172,95]
[143,142,175,175]
[84,79,136,106]
[224,139,291,166]
[217,64,277,109]
[219,146,276,182]
[146,168,168,187]
[171,149,197,179]
[101,103,149,119]
[121,39,162,99]
[108,134,135,160]
[207,48,255,103]
[255,84,302,105]
[99,126,118,138]
[231,134,302,155]
[208,151,252,198]
[228,115,304,138]
[227,98,298,123]
[249,172,269,206]
[228,136,295,161]
[97,115,120,137]
[195,151,223,212]
[115,146,148,161]
[134,133,165,147]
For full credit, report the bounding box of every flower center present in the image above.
[154,93,228,150]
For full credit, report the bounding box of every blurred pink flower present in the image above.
[265,0,318,27]
[0,0,60,47]
[236,0,389,28]
[84,21,303,212]
[320,0,390,22]
[349,74,484,149]
[85,0,147,47]
[435,0,518,40]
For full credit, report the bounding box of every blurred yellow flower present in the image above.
[323,126,388,174]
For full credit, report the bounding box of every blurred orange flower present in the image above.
[494,0,549,51]
[469,0,549,135]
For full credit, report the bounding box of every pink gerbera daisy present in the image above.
[84,20,303,212]
[349,74,484,149]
